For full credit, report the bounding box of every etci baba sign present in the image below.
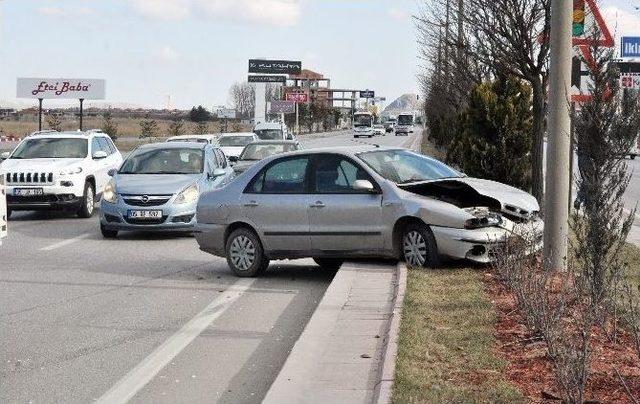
[17,78,106,100]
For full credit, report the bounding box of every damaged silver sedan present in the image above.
[195,146,543,276]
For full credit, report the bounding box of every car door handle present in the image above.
[243,201,259,207]
[310,201,326,208]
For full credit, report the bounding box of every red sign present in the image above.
[285,92,308,103]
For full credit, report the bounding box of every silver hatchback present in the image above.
[195,146,543,277]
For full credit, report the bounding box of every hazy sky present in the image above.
[0,0,638,110]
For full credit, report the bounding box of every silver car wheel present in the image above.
[403,230,427,267]
[229,235,256,271]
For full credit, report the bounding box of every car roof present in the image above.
[247,140,297,145]
[136,141,208,151]
[25,130,103,139]
[219,132,255,138]
[167,134,218,140]
[274,145,401,158]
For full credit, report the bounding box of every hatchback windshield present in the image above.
[254,129,283,140]
[219,136,253,147]
[240,143,297,161]
[357,149,461,184]
[11,138,88,159]
[119,148,204,174]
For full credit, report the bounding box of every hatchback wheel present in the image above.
[402,223,440,268]
[313,258,344,270]
[226,228,269,277]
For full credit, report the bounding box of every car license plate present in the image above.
[14,188,44,196]
[128,210,163,219]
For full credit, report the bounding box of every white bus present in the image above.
[395,113,414,136]
[353,111,374,138]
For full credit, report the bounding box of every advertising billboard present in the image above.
[17,78,105,99]
[248,75,287,83]
[248,59,302,75]
[269,101,296,114]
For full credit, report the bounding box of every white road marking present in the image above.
[95,278,256,404]
[39,233,91,251]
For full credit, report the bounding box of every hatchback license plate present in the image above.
[14,188,44,196]
[128,210,162,219]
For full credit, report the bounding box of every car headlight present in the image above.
[174,183,199,205]
[464,214,502,229]
[102,180,117,203]
[59,167,83,176]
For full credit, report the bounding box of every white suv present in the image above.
[0,130,123,218]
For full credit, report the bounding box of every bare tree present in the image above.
[229,82,255,120]
[167,119,186,137]
[139,117,158,138]
[46,113,62,131]
[101,109,118,140]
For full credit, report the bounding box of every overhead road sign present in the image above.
[621,37,640,58]
[17,78,105,100]
[249,59,301,75]
[248,75,287,83]
[269,101,296,114]
[360,90,375,99]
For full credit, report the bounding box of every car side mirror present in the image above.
[0,151,10,159]
[107,168,117,177]
[228,155,238,163]
[93,150,108,160]
[353,179,376,193]
[210,168,226,179]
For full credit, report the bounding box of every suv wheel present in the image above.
[313,258,344,270]
[100,223,118,239]
[225,228,269,277]
[402,223,440,268]
[77,181,95,218]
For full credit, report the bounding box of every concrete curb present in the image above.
[373,262,408,404]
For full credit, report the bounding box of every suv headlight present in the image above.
[102,180,117,203]
[59,167,83,176]
[174,184,199,205]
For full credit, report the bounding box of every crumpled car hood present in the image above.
[453,177,539,213]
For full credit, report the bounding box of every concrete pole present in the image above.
[543,0,573,271]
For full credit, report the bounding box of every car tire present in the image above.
[100,223,118,238]
[77,181,95,218]
[632,154,637,160]
[226,228,269,277]
[6,207,12,220]
[401,222,440,268]
[313,258,344,270]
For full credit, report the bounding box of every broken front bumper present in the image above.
[431,219,544,264]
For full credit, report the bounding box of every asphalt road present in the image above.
[0,129,419,404]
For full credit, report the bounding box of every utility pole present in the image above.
[543,0,573,271]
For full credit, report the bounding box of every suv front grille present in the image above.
[122,194,172,207]
[6,171,54,185]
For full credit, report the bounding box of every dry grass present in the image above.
[420,128,447,161]
[392,268,524,403]
[0,117,238,138]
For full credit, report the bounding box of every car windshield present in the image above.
[398,115,413,125]
[254,129,283,140]
[10,138,88,159]
[354,114,373,127]
[219,136,252,147]
[119,148,204,174]
[240,143,297,161]
[357,149,462,184]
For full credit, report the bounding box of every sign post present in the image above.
[17,78,105,131]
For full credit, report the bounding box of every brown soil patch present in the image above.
[484,272,640,403]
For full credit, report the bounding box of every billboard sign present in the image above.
[360,90,375,99]
[620,74,640,90]
[17,78,105,99]
[217,108,236,119]
[269,101,296,114]
[248,75,287,84]
[285,92,308,103]
[621,37,640,58]
[248,59,302,75]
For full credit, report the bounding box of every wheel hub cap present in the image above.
[403,231,427,267]
[230,235,256,271]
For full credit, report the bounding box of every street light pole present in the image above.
[543,0,573,271]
